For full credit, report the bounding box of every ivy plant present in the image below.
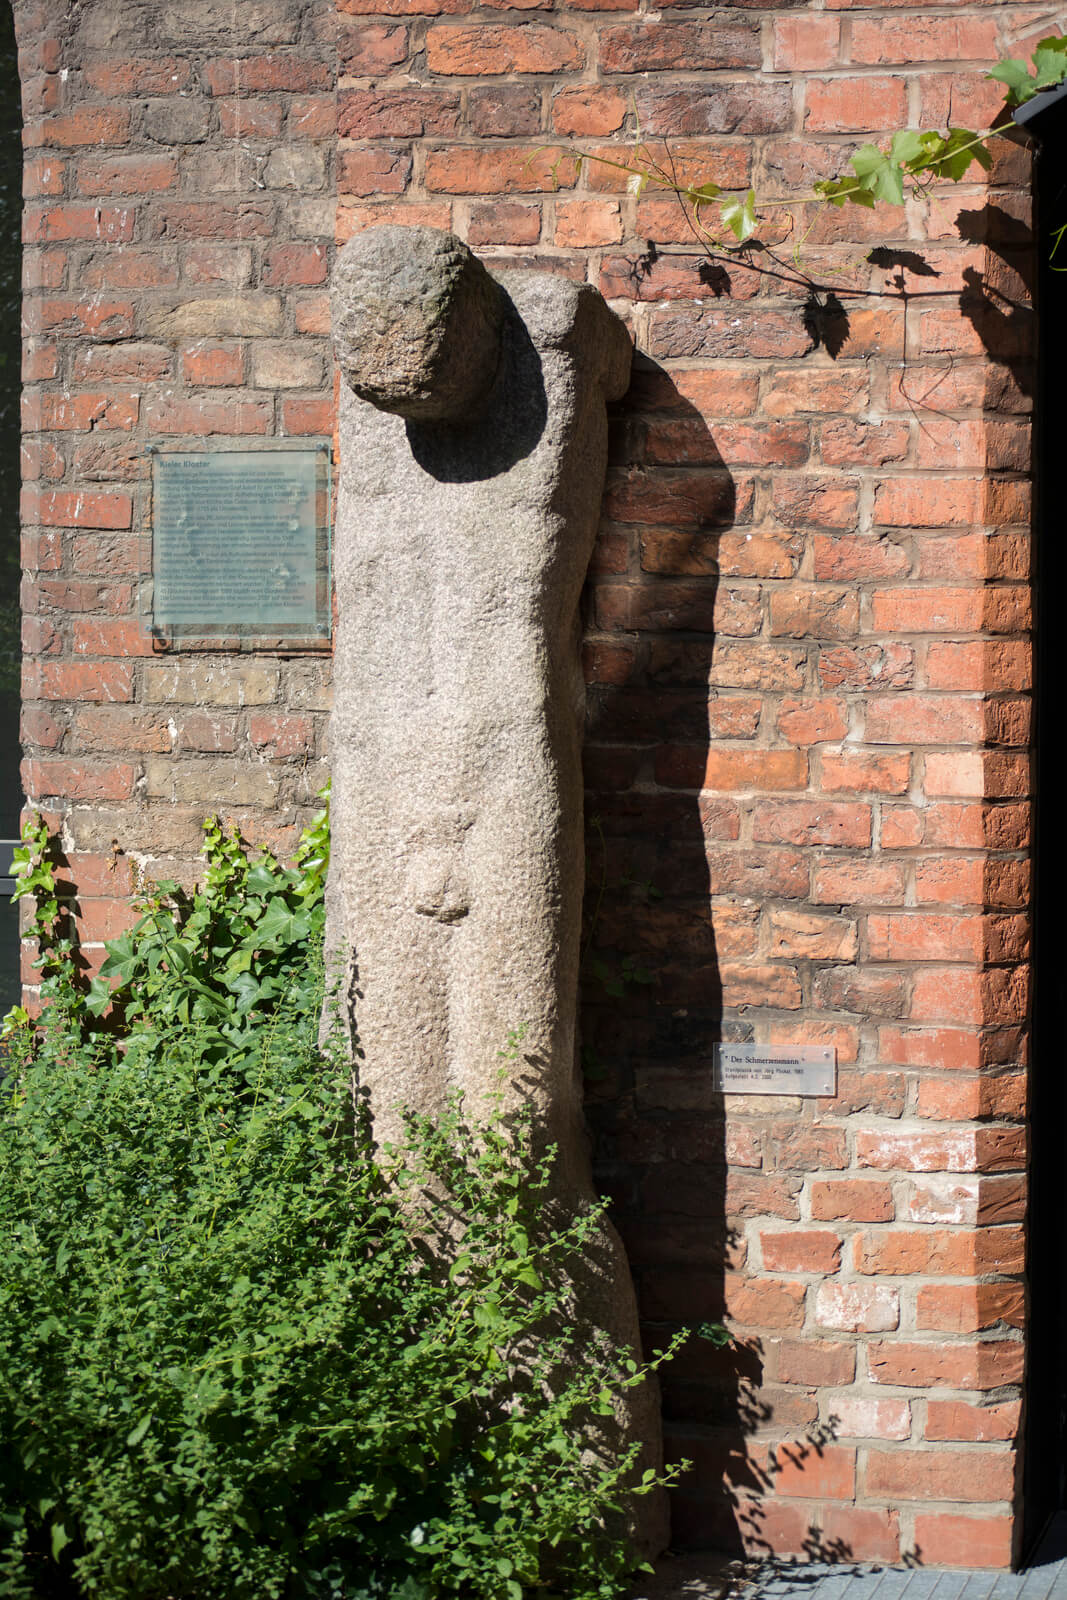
[1,805,710,1600]
[555,34,1067,252]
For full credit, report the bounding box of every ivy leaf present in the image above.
[890,128,926,167]
[933,128,985,182]
[988,56,1037,105]
[50,1523,72,1562]
[98,931,139,984]
[126,1414,153,1448]
[85,977,114,1017]
[1032,36,1067,92]
[850,144,905,205]
[245,863,283,896]
[719,188,758,241]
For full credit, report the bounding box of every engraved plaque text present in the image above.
[712,1044,836,1096]
[152,449,327,632]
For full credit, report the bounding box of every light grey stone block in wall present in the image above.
[328,225,667,1557]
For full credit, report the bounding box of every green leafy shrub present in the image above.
[0,808,688,1600]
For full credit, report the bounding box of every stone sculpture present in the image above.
[328,226,666,1554]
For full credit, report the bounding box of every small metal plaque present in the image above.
[712,1044,836,1096]
[150,448,330,638]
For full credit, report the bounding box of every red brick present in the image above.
[23,344,60,382]
[804,76,906,132]
[27,106,131,147]
[84,58,193,96]
[468,203,540,246]
[773,15,841,70]
[598,21,759,72]
[760,1230,841,1274]
[24,205,135,243]
[766,908,856,961]
[248,714,314,757]
[777,1340,855,1387]
[555,201,622,249]
[819,419,910,468]
[339,149,412,197]
[605,472,741,529]
[426,24,582,73]
[181,343,245,387]
[723,1275,807,1329]
[337,202,452,240]
[856,1127,1025,1174]
[769,1442,856,1500]
[218,100,285,139]
[20,705,64,749]
[762,370,869,418]
[850,16,998,65]
[24,489,132,530]
[865,696,983,746]
[776,698,847,746]
[145,203,275,241]
[281,397,333,435]
[24,155,65,197]
[921,527,1029,579]
[865,1447,1015,1505]
[874,479,986,528]
[916,1281,1024,1333]
[81,251,179,291]
[76,154,177,195]
[925,640,1031,693]
[815,1281,899,1332]
[27,393,138,432]
[142,397,272,436]
[911,1514,1013,1569]
[826,1398,911,1442]
[868,1338,1024,1391]
[552,87,627,137]
[813,535,909,580]
[339,20,408,72]
[769,587,858,640]
[423,146,577,194]
[811,1180,894,1222]
[819,643,914,690]
[857,1228,1025,1279]
[925,1400,1021,1443]
[204,56,331,95]
[752,802,871,849]
[633,83,792,138]
[819,750,910,795]
[339,88,461,139]
[72,621,152,659]
[289,97,336,138]
[23,758,136,802]
[73,898,140,946]
[339,0,471,15]
[649,304,810,361]
[819,1507,900,1563]
[656,747,807,792]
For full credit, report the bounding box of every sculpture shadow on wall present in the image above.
[954,203,1035,401]
[405,298,548,483]
[579,353,759,1553]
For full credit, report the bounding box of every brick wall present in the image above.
[14,0,336,971]
[16,0,1043,1568]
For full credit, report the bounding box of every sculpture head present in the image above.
[333,226,505,423]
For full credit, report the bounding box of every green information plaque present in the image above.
[150,447,330,640]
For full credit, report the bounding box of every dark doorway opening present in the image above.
[1023,99,1067,1562]
[0,6,22,1017]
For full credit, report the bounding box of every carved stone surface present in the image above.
[328,225,666,1554]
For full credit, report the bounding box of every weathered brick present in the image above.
[427,24,583,73]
